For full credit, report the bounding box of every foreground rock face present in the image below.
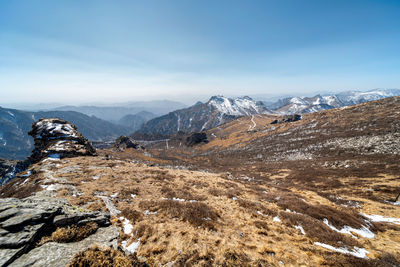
[0,195,117,267]
[28,118,96,163]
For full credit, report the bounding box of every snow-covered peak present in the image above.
[208,96,269,116]
[337,89,400,104]
[272,88,400,115]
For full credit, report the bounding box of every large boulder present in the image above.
[28,118,96,163]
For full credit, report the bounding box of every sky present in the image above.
[0,0,399,104]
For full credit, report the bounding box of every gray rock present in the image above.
[0,224,44,249]
[10,225,119,267]
[0,247,24,267]
[0,195,115,266]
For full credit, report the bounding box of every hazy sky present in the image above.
[1,0,399,104]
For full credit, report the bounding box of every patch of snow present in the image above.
[46,184,57,191]
[323,219,375,239]
[361,213,400,225]
[257,210,267,216]
[42,156,61,162]
[119,217,133,235]
[131,194,136,199]
[143,210,158,215]
[384,200,400,206]
[273,216,281,223]
[232,197,238,201]
[314,242,369,259]
[172,197,185,202]
[294,225,306,235]
[110,192,118,198]
[93,175,101,180]
[122,238,140,254]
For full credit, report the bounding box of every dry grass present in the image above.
[139,200,219,230]
[67,245,147,267]
[39,222,99,245]
[16,130,400,267]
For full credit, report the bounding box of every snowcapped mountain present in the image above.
[208,95,269,116]
[134,96,272,138]
[267,89,400,114]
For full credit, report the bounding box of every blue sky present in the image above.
[0,0,399,104]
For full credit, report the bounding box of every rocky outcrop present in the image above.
[0,195,117,267]
[113,136,144,151]
[270,114,301,124]
[28,118,96,163]
[185,132,208,146]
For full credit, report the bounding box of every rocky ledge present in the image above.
[0,194,118,267]
[28,118,96,163]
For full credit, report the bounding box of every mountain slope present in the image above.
[134,96,272,138]
[267,89,400,114]
[0,107,129,159]
[117,111,156,132]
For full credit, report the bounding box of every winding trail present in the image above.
[248,115,257,131]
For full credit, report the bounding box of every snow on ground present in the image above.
[361,213,400,224]
[92,175,101,180]
[122,238,141,254]
[119,217,133,235]
[314,242,369,259]
[46,184,57,191]
[143,210,158,215]
[384,200,400,206]
[172,197,185,202]
[257,210,268,216]
[273,216,281,223]
[294,225,306,235]
[323,219,375,239]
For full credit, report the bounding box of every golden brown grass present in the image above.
[22,146,400,266]
[67,245,147,267]
[39,222,99,245]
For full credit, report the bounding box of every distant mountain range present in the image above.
[133,96,272,139]
[51,100,186,122]
[0,107,130,159]
[266,89,400,114]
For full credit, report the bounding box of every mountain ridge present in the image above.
[133,95,272,139]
